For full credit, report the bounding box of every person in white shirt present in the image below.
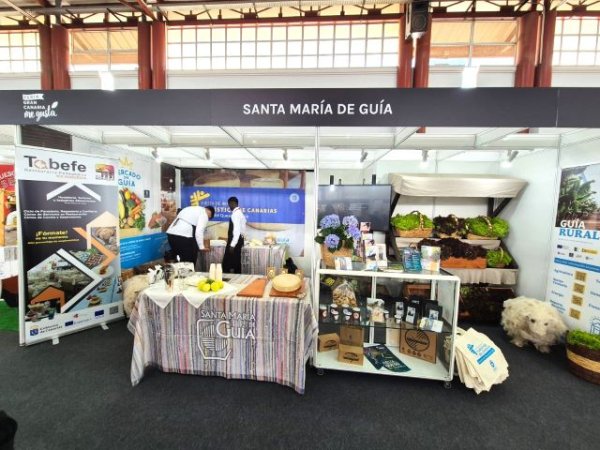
[222,197,247,274]
[166,205,215,264]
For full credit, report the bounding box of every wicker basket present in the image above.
[395,228,433,238]
[466,216,497,240]
[393,210,433,238]
[487,248,508,268]
[321,245,353,269]
[467,233,498,240]
[438,232,462,239]
[566,342,600,385]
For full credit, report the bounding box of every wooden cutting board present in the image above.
[270,279,306,298]
[237,278,268,297]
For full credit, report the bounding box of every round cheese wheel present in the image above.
[272,273,302,293]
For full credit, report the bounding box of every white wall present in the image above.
[0,74,40,90]
[70,72,138,90]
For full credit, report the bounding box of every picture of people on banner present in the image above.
[180,169,307,256]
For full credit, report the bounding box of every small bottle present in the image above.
[215,264,223,282]
[209,263,216,280]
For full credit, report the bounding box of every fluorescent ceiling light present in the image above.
[461,66,479,89]
[99,71,115,91]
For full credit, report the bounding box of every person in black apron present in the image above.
[166,205,214,264]
[222,197,246,274]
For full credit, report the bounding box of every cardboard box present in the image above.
[400,328,437,364]
[318,333,340,352]
[337,344,364,366]
[340,325,364,346]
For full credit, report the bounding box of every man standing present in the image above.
[167,205,215,264]
[222,197,246,274]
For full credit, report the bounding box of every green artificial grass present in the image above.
[0,299,19,332]
[568,330,600,350]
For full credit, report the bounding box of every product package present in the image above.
[421,245,441,272]
[364,345,411,372]
[332,279,358,307]
[403,248,422,272]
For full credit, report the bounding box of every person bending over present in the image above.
[167,205,215,264]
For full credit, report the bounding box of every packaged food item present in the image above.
[332,280,358,307]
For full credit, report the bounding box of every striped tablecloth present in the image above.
[128,274,317,394]
[197,245,287,275]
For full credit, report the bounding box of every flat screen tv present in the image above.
[318,184,392,232]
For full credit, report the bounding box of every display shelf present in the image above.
[313,264,460,385]
[394,236,501,250]
[315,344,451,382]
[444,267,517,285]
[318,316,453,334]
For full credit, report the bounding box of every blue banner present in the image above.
[180,187,305,224]
[120,233,168,269]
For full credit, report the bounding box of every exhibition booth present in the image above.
[1,88,600,392]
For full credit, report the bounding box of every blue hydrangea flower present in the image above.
[347,225,361,241]
[342,215,359,228]
[324,234,340,250]
[320,214,341,229]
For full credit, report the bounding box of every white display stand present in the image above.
[313,266,460,387]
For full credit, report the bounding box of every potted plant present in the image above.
[390,211,433,238]
[465,216,510,240]
[486,248,513,268]
[566,330,600,385]
[315,214,360,268]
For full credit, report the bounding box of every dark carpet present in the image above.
[0,320,598,450]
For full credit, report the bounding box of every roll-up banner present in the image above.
[15,147,123,345]
[547,163,600,333]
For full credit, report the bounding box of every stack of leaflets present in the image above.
[364,345,411,372]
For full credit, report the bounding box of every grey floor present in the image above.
[0,320,598,450]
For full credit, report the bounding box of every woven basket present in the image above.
[395,228,433,238]
[394,210,433,238]
[487,247,508,268]
[321,245,353,269]
[467,233,497,240]
[466,216,497,240]
[567,342,600,385]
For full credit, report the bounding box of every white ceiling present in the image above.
[1,125,599,169]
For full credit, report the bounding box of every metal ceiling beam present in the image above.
[0,0,43,23]
[44,125,104,143]
[475,128,525,147]
[129,126,171,144]
[219,126,269,168]
[133,0,157,20]
[364,127,419,168]
[560,129,600,148]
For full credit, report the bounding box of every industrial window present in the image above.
[0,31,40,73]
[553,18,600,66]
[70,29,138,71]
[166,22,399,71]
[430,20,518,66]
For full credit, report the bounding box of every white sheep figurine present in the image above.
[501,296,568,353]
[123,274,149,317]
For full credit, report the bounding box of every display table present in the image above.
[128,274,316,394]
[197,245,287,275]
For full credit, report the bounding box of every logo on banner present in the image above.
[95,164,115,181]
[22,93,59,122]
[196,310,256,361]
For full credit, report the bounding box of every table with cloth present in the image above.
[197,245,287,275]
[128,274,317,394]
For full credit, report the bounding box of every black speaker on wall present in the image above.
[405,1,430,38]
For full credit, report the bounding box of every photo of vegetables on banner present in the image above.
[547,163,600,332]
[117,156,167,269]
